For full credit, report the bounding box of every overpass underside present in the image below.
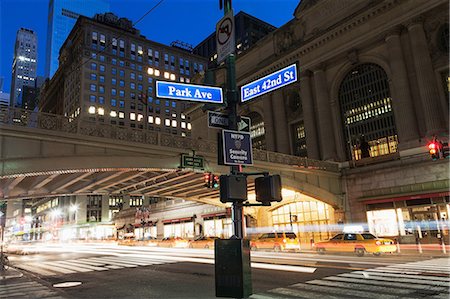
[0,108,342,209]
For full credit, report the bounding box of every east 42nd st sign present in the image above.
[240,64,297,103]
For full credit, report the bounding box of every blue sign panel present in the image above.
[222,129,253,166]
[156,81,223,104]
[240,64,297,103]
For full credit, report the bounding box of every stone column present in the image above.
[101,195,109,222]
[299,70,320,160]
[262,95,276,151]
[122,194,130,209]
[313,67,336,160]
[271,90,290,154]
[407,19,446,135]
[385,28,420,144]
[330,98,347,161]
[75,195,87,224]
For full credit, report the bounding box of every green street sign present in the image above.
[181,154,204,169]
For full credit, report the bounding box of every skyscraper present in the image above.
[10,28,38,107]
[45,0,110,78]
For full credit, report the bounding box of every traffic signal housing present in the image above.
[255,175,282,204]
[204,172,212,188]
[442,142,449,159]
[220,175,247,203]
[428,141,440,160]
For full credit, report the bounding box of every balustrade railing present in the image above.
[0,107,339,172]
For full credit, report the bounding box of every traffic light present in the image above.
[204,172,212,188]
[442,142,449,159]
[428,141,440,160]
[212,175,219,189]
[255,175,282,204]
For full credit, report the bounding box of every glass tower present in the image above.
[10,28,38,107]
[45,0,110,78]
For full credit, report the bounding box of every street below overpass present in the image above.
[3,243,449,298]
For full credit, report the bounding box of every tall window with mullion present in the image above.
[339,63,397,161]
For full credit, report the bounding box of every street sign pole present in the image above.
[225,53,244,239]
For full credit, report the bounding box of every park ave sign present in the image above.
[156,81,223,104]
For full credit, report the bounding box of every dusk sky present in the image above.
[0,0,299,94]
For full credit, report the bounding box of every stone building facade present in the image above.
[190,0,449,243]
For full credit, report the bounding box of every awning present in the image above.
[361,191,450,205]
[202,212,227,219]
[162,217,193,224]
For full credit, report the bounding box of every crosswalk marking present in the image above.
[0,280,63,299]
[338,272,450,287]
[324,275,449,292]
[252,258,450,298]
[55,260,108,271]
[16,254,180,277]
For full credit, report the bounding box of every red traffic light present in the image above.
[428,142,437,155]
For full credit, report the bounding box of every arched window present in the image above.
[248,112,266,150]
[339,64,398,160]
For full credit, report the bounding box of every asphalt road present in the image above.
[3,243,450,299]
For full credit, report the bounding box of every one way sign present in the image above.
[208,111,251,132]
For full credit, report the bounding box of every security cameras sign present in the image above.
[222,129,253,165]
[156,81,223,104]
[216,9,235,63]
[240,64,298,103]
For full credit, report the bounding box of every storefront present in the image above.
[364,192,450,244]
[163,217,194,238]
[202,211,232,238]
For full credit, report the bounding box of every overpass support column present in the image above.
[101,195,109,222]
[75,195,87,224]
[255,206,271,228]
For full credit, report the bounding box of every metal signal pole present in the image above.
[222,3,244,240]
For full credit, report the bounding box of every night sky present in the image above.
[0,0,299,93]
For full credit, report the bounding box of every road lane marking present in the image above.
[251,263,316,273]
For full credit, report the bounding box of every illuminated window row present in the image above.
[88,106,191,129]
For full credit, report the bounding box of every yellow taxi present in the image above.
[188,236,218,249]
[314,233,397,256]
[250,232,301,252]
[157,236,189,248]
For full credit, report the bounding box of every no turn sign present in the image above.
[216,9,235,63]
